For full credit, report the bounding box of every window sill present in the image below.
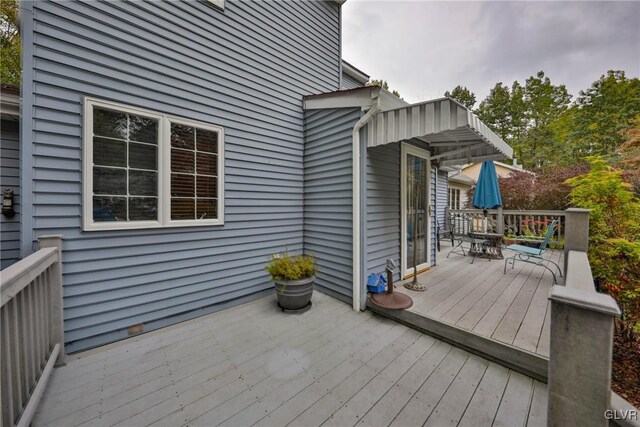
[83,219,224,232]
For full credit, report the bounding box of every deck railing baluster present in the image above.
[1,308,15,426]
[10,298,24,416]
[1,235,65,427]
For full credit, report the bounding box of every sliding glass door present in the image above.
[401,144,431,277]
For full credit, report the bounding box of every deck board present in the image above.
[34,292,546,427]
[399,241,562,359]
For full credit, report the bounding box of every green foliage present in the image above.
[365,79,401,98]
[497,164,589,210]
[1,0,20,85]
[474,71,572,168]
[265,253,316,281]
[567,157,640,331]
[444,85,476,109]
[476,82,512,142]
[567,71,640,160]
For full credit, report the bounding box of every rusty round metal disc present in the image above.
[369,292,413,310]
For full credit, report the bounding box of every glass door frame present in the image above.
[400,142,432,278]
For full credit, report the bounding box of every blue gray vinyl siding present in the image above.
[341,73,364,90]
[23,0,341,352]
[365,143,401,281]
[303,108,360,302]
[1,119,20,269]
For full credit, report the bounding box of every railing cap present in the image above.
[549,285,621,316]
[565,208,590,214]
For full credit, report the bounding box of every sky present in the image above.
[342,1,640,104]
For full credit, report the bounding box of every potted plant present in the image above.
[266,253,316,311]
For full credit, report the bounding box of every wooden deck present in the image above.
[34,292,547,427]
[370,241,562,379]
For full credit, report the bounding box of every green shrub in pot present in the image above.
[266,253,316,311]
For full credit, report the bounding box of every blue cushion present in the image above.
[505,244,543,256]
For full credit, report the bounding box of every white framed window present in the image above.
[449,188,461,210]
[83,98,224,231]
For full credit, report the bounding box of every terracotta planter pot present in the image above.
[274,276,314,310]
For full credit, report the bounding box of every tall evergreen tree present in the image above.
[444,85,476,109]
[365,79,401,98]
[567,70,640,159]
[475,83,512,142]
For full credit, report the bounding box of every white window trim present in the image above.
[83,98,225,231]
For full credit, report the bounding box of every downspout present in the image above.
[352,94,380,311]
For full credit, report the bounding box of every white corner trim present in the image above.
[352,97,380,311]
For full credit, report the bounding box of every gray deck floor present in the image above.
[34,292,547,427]
[400,241,564,358]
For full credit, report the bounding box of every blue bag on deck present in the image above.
[367,273,387,294]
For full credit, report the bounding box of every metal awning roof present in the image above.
[365,97,513,165]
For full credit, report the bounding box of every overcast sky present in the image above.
[342,1,640,104]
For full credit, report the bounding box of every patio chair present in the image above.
[437,207,452,252]
[447,212,487,261]
[503,219,563,284]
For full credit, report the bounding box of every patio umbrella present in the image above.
[472,161,503,232]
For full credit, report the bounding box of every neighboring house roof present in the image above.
[341,60,369,85]
[0,84,20,119]
[448,172,475,186]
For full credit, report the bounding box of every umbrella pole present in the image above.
[483,209,488,233]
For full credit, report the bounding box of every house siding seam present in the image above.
[1,119,20,269]
[341,73,364,90]
[303,107,360,303]
[24,0,341,352]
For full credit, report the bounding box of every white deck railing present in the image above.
[0,235,65,427]
[450,208,566,245]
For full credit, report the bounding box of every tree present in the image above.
[475,72,572,169]
[524,71,572,128]
[0,0,20,85]
[444,85,476,109]
[475,83,512,141]
[615,116,640,197]
[567,157,640,341]
[567,71,640,159]
[366,79,401,98]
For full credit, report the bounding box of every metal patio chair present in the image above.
[503,219,563,284]
[447,212,487,261]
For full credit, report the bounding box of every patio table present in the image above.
[468,232,504,259]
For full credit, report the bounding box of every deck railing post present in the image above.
[548,251,620,427]
[37,235,66,366]
[563,208,589,277]
[496,207,504,235]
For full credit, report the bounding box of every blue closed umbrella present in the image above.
[472,161,503,232]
